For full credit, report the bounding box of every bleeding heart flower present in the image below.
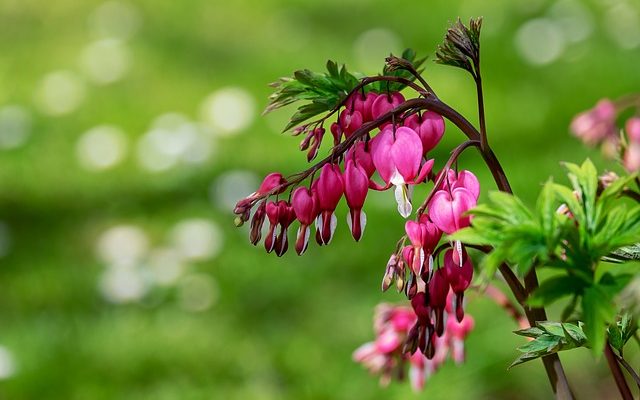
[429,268,450,336]
[404,111,445,155]
[314,163,344,245]
[446,314,474,364]
[274,200,296,257]
[344,160,369,241]
[624,142,640,172]
[444,248,473,322]
[345,141,375,177]
[570,99,617,146]
[371,127,434,217]
[292,187,318,255]
[627,117,640,143]
[346,91,379,122]
[371,92,405,123]
[435,169,480,201]
[339,109,363,138]
[429,187,476,234]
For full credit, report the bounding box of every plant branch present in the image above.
[614,352,640,391]
[605,343,634,400]
[473,59,488,151]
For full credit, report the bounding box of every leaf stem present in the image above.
[614,352,640,391]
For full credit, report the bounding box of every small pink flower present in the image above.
[404,217,441,277]
[626,117,640,143]
[234,172,287,215]
[371,127,434,217]
[314,164,344,245]
[344,160,369,241]
[429,268,450,336]
[249,201,267,245]
[404,111,446,155]
[291,187,318,255]
[429,187,476,234]
[371,92,405,122]
[339,109,363,138]
[346,91,378,122]
[345,141,375,177]
[624,142,640,172]
[570,99,617,146]
[446,314,474,364]
[264,200,296,256]
[444,248,473,322]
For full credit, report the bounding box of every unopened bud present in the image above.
[234,216,244,227]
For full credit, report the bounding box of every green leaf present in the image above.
[528,276,585,307]
[582,286,617,357]
[510,321,588,368]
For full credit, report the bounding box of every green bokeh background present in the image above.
[0,0,639,398]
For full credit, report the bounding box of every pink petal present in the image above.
[370,129,395,184]
[391,127,423,182]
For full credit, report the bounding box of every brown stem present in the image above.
[605,344,634,400]
[614,352,640,390]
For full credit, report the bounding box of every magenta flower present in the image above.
[346,91,378,122]
[292,187,319,255]
[314,163,344,245]
[429,268,450,336]
[404,216,442,277]
[234,172,287,216]
[570,99,617,146]
[371,127,434,217]
[345,141,375,178]
[339,108,363,139]
[627,117,640,143]
[249,201,267,245]
[344,160,369,241]
[446,314,474,364]
[371,92,405,123]
[429,187,476,234]
[444,248,474,322]
[264,200,296,256]
[404,111,446,155]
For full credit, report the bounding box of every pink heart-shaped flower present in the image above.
[428,187,476,234]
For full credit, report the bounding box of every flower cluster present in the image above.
[353,302,474,391]
[234,90,452,256]
[233,40,490,390]
[571,97,640,172]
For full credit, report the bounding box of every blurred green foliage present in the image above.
[0,0,639,398]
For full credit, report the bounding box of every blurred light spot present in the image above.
[80,39,131,84]
[88,0,141,40]
[148,247,185,286]
[138,114,215,172]
[0,105,31,149]
[353,28,402,72]
[549,0,594,43]
[504,84,550,129]
[178,273,218,312]
[99,265,148,303]
[96,225,149,267]
[211,170,259,212]
[199,87,255,136]
[76,125,128,171]
[604,3,640,49]
[35,71,86,116]
[136,129,180,172]
[515,18,566,65]
[171,219,223,261]
[0,222,11,258]
[0,346,16,380]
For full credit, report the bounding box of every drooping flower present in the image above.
[429,186,476,234]
[570,99,617,146]
[345,141,375,177]
[264,200,296,256]
[371,92,405,123]
[234,172,287,219]
[314,163,344,245]
[429,268,450,336]
[344,159,369,241]
[371,127,434,217]
[443,248,474,322]
[446,314,474,364]
[291,187,318,255]
[404,215,442,278]
[404,111,446,155]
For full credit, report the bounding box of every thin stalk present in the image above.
[605,344,633,400]
[614,352,640,390]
